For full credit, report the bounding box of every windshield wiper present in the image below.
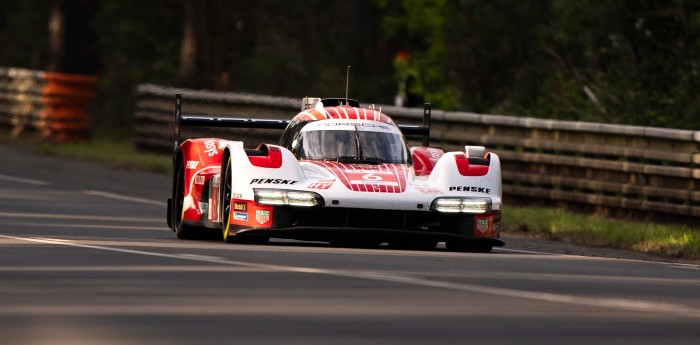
[336,155,360,163]
[335,156,383,164]
[357,156,383,164]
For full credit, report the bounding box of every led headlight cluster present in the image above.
[254,189,324,207]
[430,197,492,213]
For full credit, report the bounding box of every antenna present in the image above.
[345,65,351,105]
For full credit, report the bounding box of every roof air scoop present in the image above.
[301,97,322,111]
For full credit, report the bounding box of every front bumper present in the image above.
[227,205,502,245]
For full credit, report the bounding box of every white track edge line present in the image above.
[2,234,699,319]
[83,190,163,206]
[0,173,49,186]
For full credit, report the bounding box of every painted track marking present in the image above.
[2,233,699,319]
[0,211,161,223]
[82,190,163,206]
[0,173,49,186]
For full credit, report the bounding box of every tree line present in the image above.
[1,0,698,135]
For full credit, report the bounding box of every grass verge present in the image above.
[25,136,172,175]
[503,207,700,260]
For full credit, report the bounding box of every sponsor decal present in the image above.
[234,212,248,221]
[198,202,208,215]
[204,140,218,157]
[194,176,206,185]
[255,210,270,224]
[429,149,442,159]
[449,186,491,194]
[414,186,443,194]
[186,161,199,169]
[250,178,297,185]
[476,219,489,234]
[212,175,220,188]
[315,122,391,130]
[308,180,334,189]
[344,165,394,173]
[232,193,242,199]
[233,202,247,212]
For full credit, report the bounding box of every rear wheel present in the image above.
[173,159,196,239]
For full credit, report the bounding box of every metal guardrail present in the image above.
[136,84,700,222]
[0,67,97,142]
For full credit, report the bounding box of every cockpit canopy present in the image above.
[280,119,411,164]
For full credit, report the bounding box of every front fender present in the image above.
[427,151,502,208]
[223,143,307,201]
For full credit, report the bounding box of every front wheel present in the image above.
[220,155,269,245]
[220,155,234,243]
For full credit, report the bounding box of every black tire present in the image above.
[446,240,493,253]
[173,158,196,239]
[220,155,234,243]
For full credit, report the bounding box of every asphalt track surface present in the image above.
[1,144,699,345]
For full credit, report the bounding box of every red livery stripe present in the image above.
[306,161,408,193]
[248,146,283,168]
[454,153,489,176]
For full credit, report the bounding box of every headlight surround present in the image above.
[254,189,324,207]
[430,197,492,213]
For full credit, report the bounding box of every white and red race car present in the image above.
[167,95,504,252]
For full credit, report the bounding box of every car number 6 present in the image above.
[362,173,382,181]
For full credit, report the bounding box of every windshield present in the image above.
[292,128,410,164]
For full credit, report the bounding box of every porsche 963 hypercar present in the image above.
[167,95,504,252]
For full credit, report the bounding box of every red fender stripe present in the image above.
[455,153,489,176]
[248,146,283,168]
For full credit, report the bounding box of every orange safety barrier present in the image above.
[39,72,97,142]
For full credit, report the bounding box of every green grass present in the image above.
[503,207,700,260]
[31,137,172,175]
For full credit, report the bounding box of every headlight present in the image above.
[431,197,492,213]
[254,189,324,207]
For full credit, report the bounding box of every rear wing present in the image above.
[173,93,431,154]
[400,103,431,147]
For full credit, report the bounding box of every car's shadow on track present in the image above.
[168,229,499,253]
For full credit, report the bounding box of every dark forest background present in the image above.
[1,0,698,137]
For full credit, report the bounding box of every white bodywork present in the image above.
[219,141,502,212]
